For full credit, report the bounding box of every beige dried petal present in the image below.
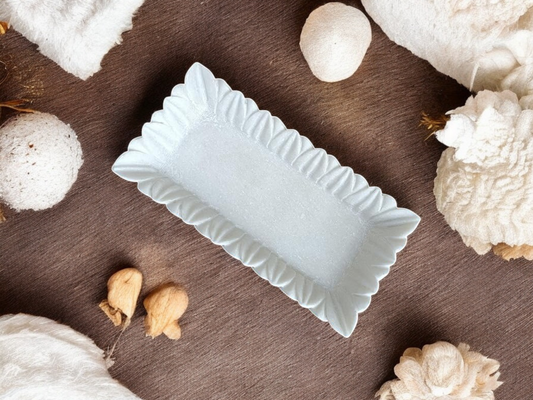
[376,380,414,400]
[99,268,143,329]
[376,342,502,400]
[493,243,533,260]
[394,358,431,396]
[375,381,395,400]
[144,283,188,340]
[0,22,8,35]
[402,347,423,362]
[421,342,464,396]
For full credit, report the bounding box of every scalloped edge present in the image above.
[113,63,420,337]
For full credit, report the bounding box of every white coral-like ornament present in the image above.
[376,342,502,400]
[434,90,533,257]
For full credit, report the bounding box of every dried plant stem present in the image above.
[0,61,7,87]
[0,206,5,223]
[103,328,126,369]
[420,112,450,140]
[0,99,35,114]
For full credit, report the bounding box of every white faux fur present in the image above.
[0,0,145,80]
[362,0,533,93]
[0,314,141,399]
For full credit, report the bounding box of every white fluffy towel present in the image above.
[0,0,145,80]
[0,314,141,399]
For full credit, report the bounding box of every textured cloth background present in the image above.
[0,1,531,399]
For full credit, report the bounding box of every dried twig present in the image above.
[0,206,6,224]
[0,99,35,113]
[0,99,36,119]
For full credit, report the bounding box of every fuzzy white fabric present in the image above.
[361,0,533,93]
[0,0,145,80]
[300,3,371,82]
[0,314,141,399]
[0,112,83,211]
[434,90,533,254]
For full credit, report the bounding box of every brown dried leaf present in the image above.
[493,243,533,261]
[144,283,188,340]
[99,268,143,329]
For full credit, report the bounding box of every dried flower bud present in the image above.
[99,268,143,329]
[144,283,188,340]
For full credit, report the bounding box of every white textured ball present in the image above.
[0,314,140,399]
[0,112,83,211]
[300,3,372,82]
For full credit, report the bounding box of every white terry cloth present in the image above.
[0,0,145,80]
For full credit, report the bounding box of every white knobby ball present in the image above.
[300,2,372,82]
[0,313,141,399]
[0,112,83,211]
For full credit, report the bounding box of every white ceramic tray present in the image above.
[113,63,420,337]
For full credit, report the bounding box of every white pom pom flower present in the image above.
[0,112,83,211]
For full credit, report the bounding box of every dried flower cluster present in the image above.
[376,342,502,400]
[100,268,188,339]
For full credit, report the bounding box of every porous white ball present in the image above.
[0,112,83,211]
[300,3,372,82]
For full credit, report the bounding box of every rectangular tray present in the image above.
[113,63,420,337]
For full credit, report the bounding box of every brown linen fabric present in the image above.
[0,1,531,398]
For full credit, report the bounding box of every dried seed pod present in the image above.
[144,283,188,340]
[99,268,143,329]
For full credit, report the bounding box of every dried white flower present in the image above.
[376,342,502,400]
[433,90,533,257]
